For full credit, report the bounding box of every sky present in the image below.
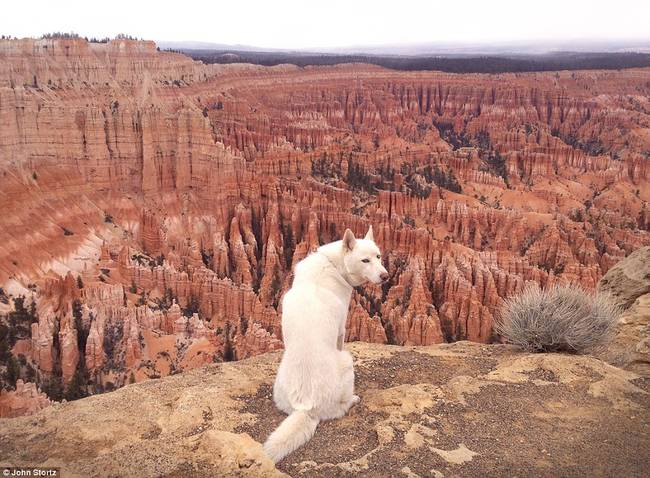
[3,0,650,50]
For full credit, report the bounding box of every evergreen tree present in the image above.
[5,355,19,388]
[8,296,37,340]
[64,367,87,401]
[43,377,64,401]
[72,300,83,326]
[29,300,38,323]
[183,296,200,317]
[0,324,11,362]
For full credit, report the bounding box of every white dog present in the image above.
[263,226,388,463]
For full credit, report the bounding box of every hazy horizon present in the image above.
[3,0,650,51]
[158,38,650,56]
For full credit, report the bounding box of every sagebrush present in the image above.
[495,284,620,353]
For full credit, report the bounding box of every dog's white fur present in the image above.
[263,226,388,463]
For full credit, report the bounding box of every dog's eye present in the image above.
[361,259,370,263]
[376,255,381,259]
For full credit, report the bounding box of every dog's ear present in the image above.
[342,228,356,251]
[364,225,374,241]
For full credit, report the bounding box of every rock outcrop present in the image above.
[599,246,650,376]
[0,38,649,407]
[0,342,647,477]
[599,246,650,310]
[0,380,51,418]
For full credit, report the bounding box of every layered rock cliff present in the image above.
[0,38,649,410]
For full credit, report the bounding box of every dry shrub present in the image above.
[495,284,620,354]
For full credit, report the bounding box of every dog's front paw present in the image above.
[351,394,360,405]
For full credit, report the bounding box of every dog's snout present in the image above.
[380,272,389,282]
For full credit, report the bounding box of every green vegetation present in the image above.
[40,32,80,39]
[182,296,200,318]
[433,121,471,150]
[481,151,508,183]
[6,296,38,344]
[312,152,342,181]
[41,376,64,401]
[552,130,606,157]
[423,165,462,194]
[187,50,650,73]
[346,160,375,193]
[4,355,19,389]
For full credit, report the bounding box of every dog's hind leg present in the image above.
[273,387,293,415]
[337,351,360,412]
[272,370,294,415]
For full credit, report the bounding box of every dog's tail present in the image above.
[263,409,319,463]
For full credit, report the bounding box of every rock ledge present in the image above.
[1,341,648,477]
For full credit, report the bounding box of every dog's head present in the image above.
[342,226,389,286]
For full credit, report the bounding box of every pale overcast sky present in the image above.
[3,0,649,49]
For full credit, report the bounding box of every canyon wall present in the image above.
[0,38,649,408]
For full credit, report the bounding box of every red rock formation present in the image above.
[59,318,80,385]
[346,300,388,344]
[0,380,51,418]
[1,38,649,409]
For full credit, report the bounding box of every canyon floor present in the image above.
[1,341,648,478]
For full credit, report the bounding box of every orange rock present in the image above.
[0,38,649,408]
[59,318,80,385]
[0,380,51,418]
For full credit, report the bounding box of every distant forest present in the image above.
[184,50,650,73]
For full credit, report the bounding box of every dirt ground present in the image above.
[236,344,649,477]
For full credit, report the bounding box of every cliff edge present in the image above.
[1,341,648,477]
